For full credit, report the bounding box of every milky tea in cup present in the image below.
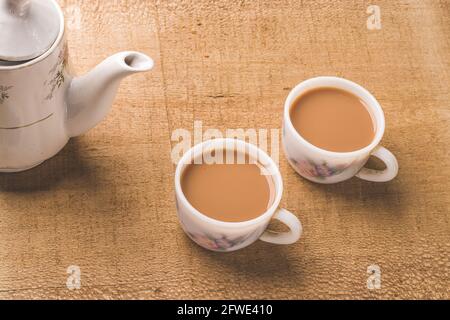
[289,87,375,153]
[283,77,399,184]
[175,138,302,252]
[181,151,276,223]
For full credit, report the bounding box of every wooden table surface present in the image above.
[0,0,449,300]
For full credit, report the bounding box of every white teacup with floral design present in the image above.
[283,77,399,184]
[175,138,302,252]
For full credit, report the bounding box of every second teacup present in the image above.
[283,77,399,184]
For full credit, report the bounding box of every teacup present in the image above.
[175,138,302,252]
[283,76,399,184]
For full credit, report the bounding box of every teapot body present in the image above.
[0,35,72,172]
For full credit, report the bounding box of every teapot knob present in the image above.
[7,0,31,16]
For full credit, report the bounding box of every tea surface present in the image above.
[181,159,275,222]
[290,87,375,152]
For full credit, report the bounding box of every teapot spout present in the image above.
[66,51,153,137]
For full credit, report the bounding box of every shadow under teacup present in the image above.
[174,138,302,252]
[283,76,399,184]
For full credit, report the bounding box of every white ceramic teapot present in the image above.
[0,0,154,172]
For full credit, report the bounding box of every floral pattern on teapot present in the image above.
[0,46,68,105]
[44,45,68,100]
[0,85,12,104]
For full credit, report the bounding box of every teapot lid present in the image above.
[0,0,60,62]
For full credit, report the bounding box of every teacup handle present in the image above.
[356,146,399,182]
[259,209,302,245]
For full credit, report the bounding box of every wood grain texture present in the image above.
[0,0,448,299]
